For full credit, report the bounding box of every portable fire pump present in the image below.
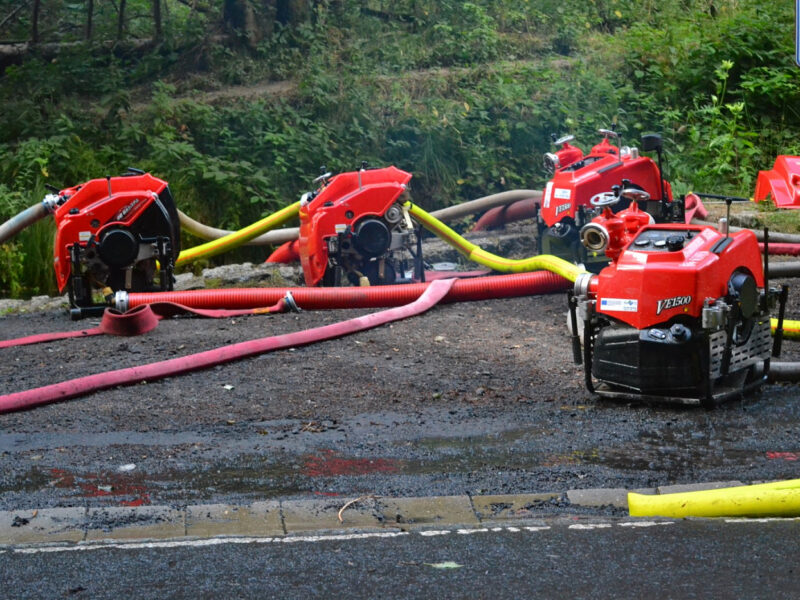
[538,127,675,270]
[50,170,181,309]
[298,164,424,286]
[570,184,786,406]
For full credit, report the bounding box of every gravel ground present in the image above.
[2,223,800,511]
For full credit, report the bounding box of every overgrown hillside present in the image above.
[0,0,798,297]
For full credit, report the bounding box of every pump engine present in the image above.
[51,170,180,309]
[571,185,784,406]
[538,128,674,270]
[298,165,423,286]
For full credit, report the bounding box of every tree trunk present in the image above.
[31,0,40,44]
[153,0,162,40]
[86,0,94,40]
[223,0,275,48]
[276,0,310,26]
[117,0,127,40]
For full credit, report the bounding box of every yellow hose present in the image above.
[176,201,301,267]
[404,202,585,282]
[628,479,800,518]
[771,318,800,340]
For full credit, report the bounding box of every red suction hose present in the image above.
[760,243,800,256]
[471,194,709,232]
[473,198,538,231]
[0,279,457,413]
[266,239,300,263]
[120,271,571,312]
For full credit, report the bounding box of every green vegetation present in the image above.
[0,0,798,297]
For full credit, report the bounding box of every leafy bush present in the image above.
[0,0,798,296]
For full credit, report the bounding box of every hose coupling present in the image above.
[284,291,301,313]
[574,272,595,299]
[579,222,609,253]
[42,194,60,213]
[114,290,129,313]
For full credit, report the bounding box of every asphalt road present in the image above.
[3,232,800,597]
[3,517,799,599]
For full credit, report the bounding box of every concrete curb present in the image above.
[0,482,743,547]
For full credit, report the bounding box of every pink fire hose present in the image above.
[0,279,458,413]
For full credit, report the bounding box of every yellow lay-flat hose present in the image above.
[771,318,800,340]
[176,201,301,267]
[404,201,585,282]
[628,478,800,518]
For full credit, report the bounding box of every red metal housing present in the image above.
[540,138,672,228]
[592,225,764,330]
[753,155,800,208]
[52,173,177,292]
[298,166,412,286]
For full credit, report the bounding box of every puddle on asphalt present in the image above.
[412,426,554,450]
[0,419,774,505]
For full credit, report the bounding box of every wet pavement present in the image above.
[2,391,800,511]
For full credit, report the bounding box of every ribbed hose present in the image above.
[178,190,543,247]
[0,202,49,244]
[176,201,301,266]
[404,202,585,282]
[123,271,571,311]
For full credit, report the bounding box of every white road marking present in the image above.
[456,528,489,535]
[278,532,410,544]
[723,517,800,523]
[11,531,410,555]
[6,516,780,557]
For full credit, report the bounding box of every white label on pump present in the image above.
[543,182,553,208]
[334,224,347,234]
[600,297,638,312]
[554,188,571,200]
[79,231,91,242]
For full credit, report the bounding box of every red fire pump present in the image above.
[538,128,675,269]
[753,155,800,208]
[298,164,424,286]
[51,169,181,310]
[570,185,785,407]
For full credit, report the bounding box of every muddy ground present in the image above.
[2,226,800,512]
